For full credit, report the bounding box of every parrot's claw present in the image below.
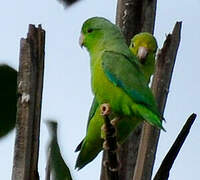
[103,140,119,151]
[101,124,106,133]
[100,103,111,116]
[103,141,109,150]
[103,160,109,167]
[111,117,120,127]
[103,159,121,171]
[101,123,116,139]
[108,166,120,172]
[101,124,107,139]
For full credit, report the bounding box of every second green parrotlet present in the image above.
[75,17,162,170]
[129,32,157,83]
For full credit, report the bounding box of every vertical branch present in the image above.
[116,0,157,43]
[100,0,157,180]
[12,25,45,180]
[133,22,182,180]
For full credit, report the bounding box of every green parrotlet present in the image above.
[129,32,157,83]
[75,17,162,170]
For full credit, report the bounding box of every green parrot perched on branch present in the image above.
[75,17,162,170]
[129,32,157,83]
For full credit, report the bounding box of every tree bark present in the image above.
[133,22,182,180]
[12,25,45,180]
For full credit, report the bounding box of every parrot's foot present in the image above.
[103,160,109,168]
[110,117,120,127]
[101,124,106,134]
[109,164,121,172]
[100,103,111,116]
[103,160,121,172]
[103,141,109,150]
[101,124,106,139]
[101,123,116,139]
[103,141,120,151]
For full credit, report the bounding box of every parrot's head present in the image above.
[129,32,157,64]
[79,17,123,52]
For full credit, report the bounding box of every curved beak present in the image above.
[137,46,148,64]
[79,33,84,48]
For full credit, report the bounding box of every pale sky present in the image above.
[0,0,200,179]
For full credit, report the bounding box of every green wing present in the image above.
[87,97,99,126]
[75,97,99,152]
[102,51,160,117]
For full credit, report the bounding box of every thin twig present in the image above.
[12,25,45,180]
[133,22,182,180]
[153,113,197,180]
[101,104,119,180]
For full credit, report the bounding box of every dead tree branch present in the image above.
[153,113,197,180]
[133,22,182,180]
[12,25,45,180]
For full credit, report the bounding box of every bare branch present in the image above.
[153,113,197,180]
[133,22,182,180]
[12,25,45,180]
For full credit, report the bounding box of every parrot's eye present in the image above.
[87,28,93,33]
[131,43,134,48]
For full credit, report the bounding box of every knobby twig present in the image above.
[100,1,158,179]
[133,22,182,180]
[12,25,45,180]
[101,104,119,180]
[154,113,197,180]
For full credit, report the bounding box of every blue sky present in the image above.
[0,0,199,179]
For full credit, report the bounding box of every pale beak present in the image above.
[137,46,148,64]
[79,33,84,48]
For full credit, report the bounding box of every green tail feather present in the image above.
[75,138,103,170]
[135,104,166,131]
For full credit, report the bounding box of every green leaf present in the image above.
[0,64,17,138]
[47,120,73,180]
